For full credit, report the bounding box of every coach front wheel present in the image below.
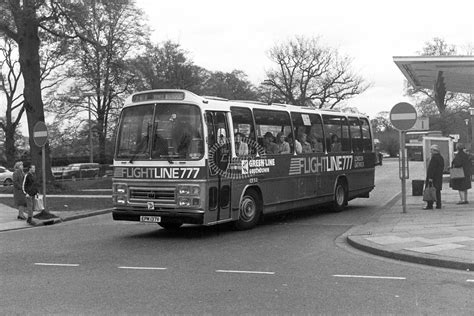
[234,190,261,230]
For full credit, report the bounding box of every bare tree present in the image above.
[0,37,24,167]
[263,36,369,108]
[0,0,90,179]
[49,0,148,164]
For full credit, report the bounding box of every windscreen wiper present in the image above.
[160,154,179,164]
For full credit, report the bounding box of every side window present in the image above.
[206,111,230,174]
[291,112,324,154]
[231,106,256,156]
[348,117,362,152]
[254,109,292,155]
[360,118,373,151]
[323,115,350,153]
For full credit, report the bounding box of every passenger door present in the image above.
[205,111,232,223]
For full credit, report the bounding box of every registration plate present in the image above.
[140,216,161,223]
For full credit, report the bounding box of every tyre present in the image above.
[158,222,183,230]
[332,181,347,212]
[3,178,12,186]
[234,190,261,230]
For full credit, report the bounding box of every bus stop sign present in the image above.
[33,121,48,147]
[390,102,417,131]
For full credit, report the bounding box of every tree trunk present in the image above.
[97,112,106,164]
[4,125,16,168]
[16,13,54,189]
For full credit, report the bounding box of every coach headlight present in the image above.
[178,197,191,207]
[177,185,200,196]
[115,183,128,194]
[178,185,190,195]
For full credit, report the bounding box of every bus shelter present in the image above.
[393,56,474,151]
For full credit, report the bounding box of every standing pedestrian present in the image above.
[22,164,39,225]
[12,161,27,220]
[424,144,444,209]
[450,143,472,204]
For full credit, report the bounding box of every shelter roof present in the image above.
[393,56,474,94]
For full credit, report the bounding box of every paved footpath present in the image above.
[347,188,473,270]
[347,163,474,271]
[0,195,111,232]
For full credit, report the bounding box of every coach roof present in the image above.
[124,89,369,119]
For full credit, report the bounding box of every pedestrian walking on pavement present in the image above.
[450,142,472,204]
[12,161,27,220]
[424,144,444,209]
[22,164,39,225]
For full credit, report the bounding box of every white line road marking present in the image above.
[333,274,406,280]
[118,266,167,270]
[34,263,79,267]
[467,279,474,282]
[216,270,275,275]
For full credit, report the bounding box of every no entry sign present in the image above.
[33,121,48,147]
[390,102,417,131]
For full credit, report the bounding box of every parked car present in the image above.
[0,166,13,186]
[58,163,100,180]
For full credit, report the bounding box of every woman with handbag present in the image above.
[22,164,39,225]
[450,143,472,204]
[12,161,27,220]
[424,145,444,209]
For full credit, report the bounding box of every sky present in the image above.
[135,0,474,118]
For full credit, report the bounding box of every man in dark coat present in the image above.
[22,164,39,224]
[425,144,444,209]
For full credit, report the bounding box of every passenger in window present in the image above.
[298,133,312,153]
[308,129,323,152]
[276,132,290,154]
[235,132,249,156]
[287,133,302,154]
[263,132,279,154]
[330,134,342,152]
[218,134,226,145]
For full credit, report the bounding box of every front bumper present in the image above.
[112,208,204,225]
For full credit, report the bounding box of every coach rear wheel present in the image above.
[234,190,261,230]
[333,181,347,212]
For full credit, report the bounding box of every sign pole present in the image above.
[390,102,417,214]
[42,145,46,209]
[400,131,407,213]
[33,121,49,211]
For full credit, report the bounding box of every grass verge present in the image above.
[0,177,112,213]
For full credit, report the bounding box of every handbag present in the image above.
[449,167,464,179]
[34,195,45,211]
[422,184,437,202]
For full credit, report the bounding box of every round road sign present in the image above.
[390,102,417,131]
[33,121,48,147]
